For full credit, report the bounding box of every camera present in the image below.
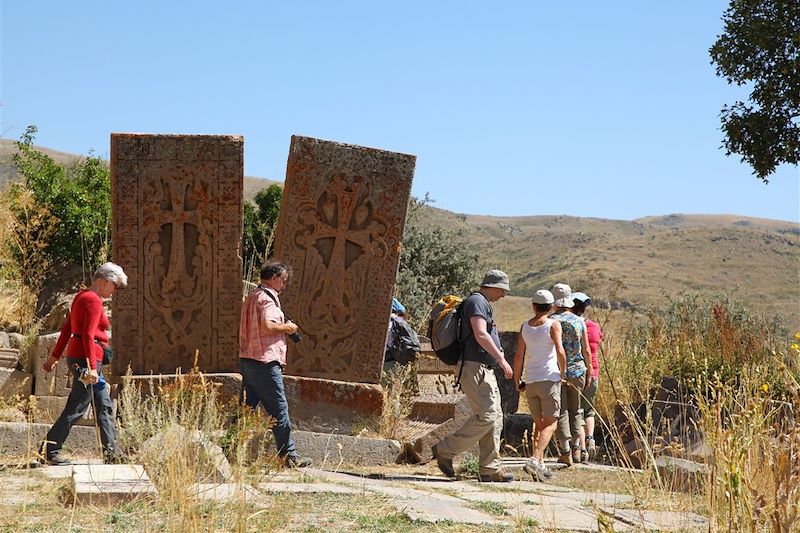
[285,314,302,343]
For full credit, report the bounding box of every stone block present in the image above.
[119,372,242,405]
[265,430,401,467]
[72,464,157,505]
[33,333,73,397]
[410,395,477,463]
[0,369,33,398]
[32,395,116,426]
[273,135,416,384]
[283,375,383,433]
[0,331,10,349]
[0,421,99,457]
[495,331,519,415]
[111,133,243,375]
[654,456,708,493]
[7,332,25,350]
[0,347,19,368]
[502,413,533,456]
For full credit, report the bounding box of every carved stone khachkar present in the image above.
[273,136,416,384]
[111,134,243,375]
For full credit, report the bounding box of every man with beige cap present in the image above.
[432,270,515,482]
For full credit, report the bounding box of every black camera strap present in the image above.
[258,286,291,321]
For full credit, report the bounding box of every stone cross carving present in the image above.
[111,134,243,375]
[273,136,416,384]
[156,180,203,295]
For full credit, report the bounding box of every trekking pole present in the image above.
[86,357,102,455]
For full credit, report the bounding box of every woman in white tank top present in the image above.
[512,289,566,482]
[520,319,562,383]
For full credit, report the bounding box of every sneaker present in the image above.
[523,460,552,482]
[44,452,71,466]
[580,449,589,464]
[478,469,514,482]
[557,451,573,467]
[586,436,597,458]
[284,455,313,468]
[431,444,454,477]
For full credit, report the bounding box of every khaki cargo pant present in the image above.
[435,360,503,475]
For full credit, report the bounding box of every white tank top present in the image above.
[521,318,561,383]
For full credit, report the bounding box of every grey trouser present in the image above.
[44,359,118,459]
[555,375,585,450]
[435,360,503,475]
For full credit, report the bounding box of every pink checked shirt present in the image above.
[239,286,287,365]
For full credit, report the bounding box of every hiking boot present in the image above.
[431,444,454,478]
[284,455,313,468]
[478,469,514,483]
[44,452,71,466]
[571,447,581,464]
[557,451,573,467]
[580,449,589,464]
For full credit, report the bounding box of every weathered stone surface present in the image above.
[502,413,533,456]
[110,133,243,376]
[0,369,32,398]
[33,333,73,397]
[140,424,232,482]
[273,136,416,385]
[409,394,477,463]
[266,430,401,467]
[654,456,708,493]
[0,348,19,368]
[0,421,99,456]
[602,507,707,530]
[120,372,242,405]
[190,483,262,502]
[0,332,10,349]
[284,375,383,433]
[495,331,519,415]
[32,395,115,426]
[7,333,24,350]
[72,464,157,505]
[41,293,75,333]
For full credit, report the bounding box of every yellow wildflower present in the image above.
[760,383,769,393]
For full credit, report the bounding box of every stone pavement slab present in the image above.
[603,507,707,530]
[71,464,157,505]
[258,481,362,495]
[190,483,262,502]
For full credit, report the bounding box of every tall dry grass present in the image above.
[117,364,280,531]
[589,279,799,530]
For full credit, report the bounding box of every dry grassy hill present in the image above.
[419,207,800,331]
[2,139,797,330]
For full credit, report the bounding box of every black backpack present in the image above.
[387,316,420,365]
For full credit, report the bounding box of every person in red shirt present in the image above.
[41,262,127,465]
[571,292,602,459]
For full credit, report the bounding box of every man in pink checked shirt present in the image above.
[240,260,311,468]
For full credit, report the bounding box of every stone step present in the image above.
[71,464,157,505]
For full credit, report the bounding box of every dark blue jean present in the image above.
[44,359,119,459]
[239,358,297,458]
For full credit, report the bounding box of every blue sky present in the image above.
[1,1,798,222]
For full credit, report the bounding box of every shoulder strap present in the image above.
[258,286,281,309]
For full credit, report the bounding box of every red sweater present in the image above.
[52,290,110,370]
